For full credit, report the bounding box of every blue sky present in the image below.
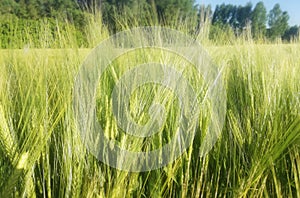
[196,0,300,26]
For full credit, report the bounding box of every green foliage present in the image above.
[236,2,252,29]
[101,0,153,32]
[0,0,19,15]
[212,4,237,26]
[154,0,197,22]
[0,1,299,45]
[212,2,252,35]
[251,2,267,39]
[0,14,90,48]
[283,25,300,42]
[210,2,297,41]
[268,4,290,39]
[0,0,198,38]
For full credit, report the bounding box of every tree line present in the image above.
[0,0,299,47]
[210,2,298,41]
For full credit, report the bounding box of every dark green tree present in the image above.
[153,0,197,23]
[212,3,253,35]
[100,0,151,32]
[268,3,289,39]
[283,25,299,41]
[212,4,237,26]
[100,0,197,31]
[236,2,252,30]
[251,1,267,39]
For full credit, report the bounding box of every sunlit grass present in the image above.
[0,16,300,197]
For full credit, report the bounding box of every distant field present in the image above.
[0,43,300,197]
[1,43,299,61]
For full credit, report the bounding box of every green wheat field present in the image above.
[0,18,300,197]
